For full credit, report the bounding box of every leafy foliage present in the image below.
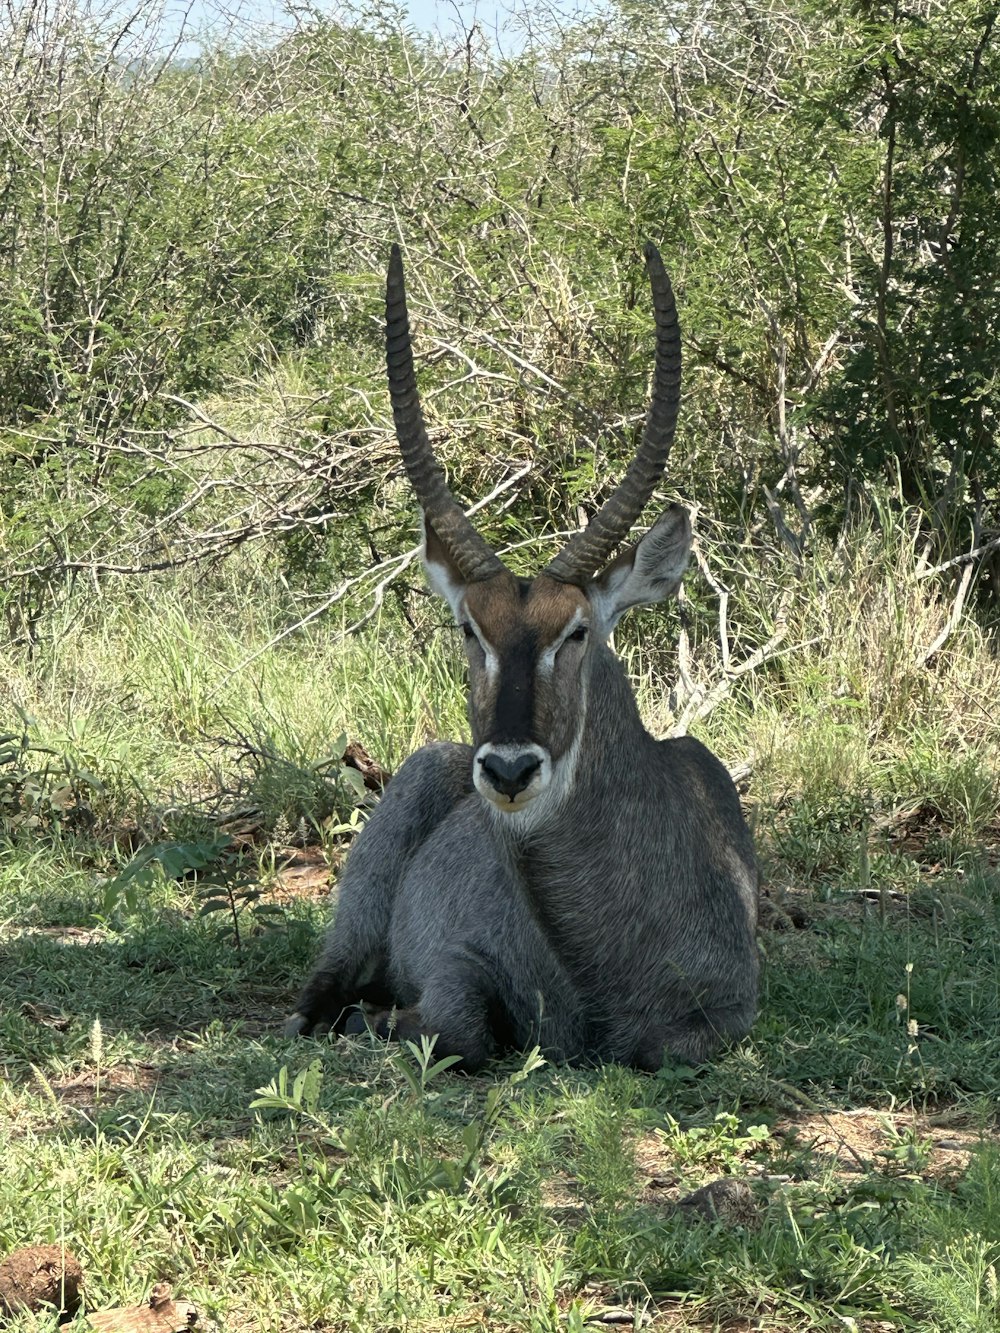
[1,0,998,627]
[0,715,106,837]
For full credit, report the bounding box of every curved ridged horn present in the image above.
[544,243,682,584]
[386,244,505,583]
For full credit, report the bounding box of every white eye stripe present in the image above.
[462,613,499,677]
[463,610,587,679]
[538,609,589,674]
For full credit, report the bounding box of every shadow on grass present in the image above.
[2,864,999,1333]
[3,849,1000,1131]
[756,886,1000,1103]
[0,893,343,1123]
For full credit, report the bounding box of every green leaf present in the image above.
[340,765,367,798]
[292,1058,323,1113]
[198,898,234,915]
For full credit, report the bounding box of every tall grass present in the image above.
[2,495,995,857]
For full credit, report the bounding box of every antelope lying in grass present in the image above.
[286,244,758,1071]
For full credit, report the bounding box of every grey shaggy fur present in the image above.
[287,616,759,1072]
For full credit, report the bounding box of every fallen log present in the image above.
[86,1283,197,1332]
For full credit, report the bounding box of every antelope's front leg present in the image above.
[342,955,499,1073]
[285,742,474,1039]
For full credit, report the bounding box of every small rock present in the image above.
[675,1178,760,1227]
[758,898,810,930]
[584,1310,651,1327]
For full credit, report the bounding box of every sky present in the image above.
[160,0,598,56]
[406,0,513,35]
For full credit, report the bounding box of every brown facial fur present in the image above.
[461,574,591,759]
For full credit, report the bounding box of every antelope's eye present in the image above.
[460,622,475,640]
[567,625,588,643]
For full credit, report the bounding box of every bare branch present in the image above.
[918,561,975,665]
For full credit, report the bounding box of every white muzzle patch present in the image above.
[474,742,551,813]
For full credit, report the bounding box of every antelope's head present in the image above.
[386,244,692,814]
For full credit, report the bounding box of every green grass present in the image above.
[1,519,999,1331]
[1,863,998,1331]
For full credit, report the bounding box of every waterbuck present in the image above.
[285,243,759,1071]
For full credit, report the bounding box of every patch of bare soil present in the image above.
[574,1288,906,1332]
[15,925,109,946]
[762,796,1000,914]
[632,1137,720,1207]
[267,846,332,902]
[759,883,940,935]
[770,1105,992,1184]
[632,1105,993,1214]
[574,1287,809,1331]
[879,802,1000,871]
[540,1171,586,1224]
[47,1062,161,1111]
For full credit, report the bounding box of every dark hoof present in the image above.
[283,1011,310,1038]
[339,1005,425,1042]
[342,1008,373,1037]
[283,1006,347,1039]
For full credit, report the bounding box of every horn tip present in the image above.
[643,241,667,277]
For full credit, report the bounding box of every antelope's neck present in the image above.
[490,645,653,853]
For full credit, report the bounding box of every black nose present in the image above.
[480,752,541,799]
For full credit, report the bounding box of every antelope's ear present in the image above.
[591,504,692,632]
[420,512,468,619]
